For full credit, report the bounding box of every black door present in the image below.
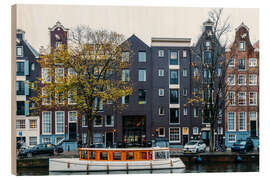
[69,123,77,141]
[250,121,257,137]
[106,132,113,147]
[183,135,189,145]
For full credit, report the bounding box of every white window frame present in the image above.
[68,68,77,76]
[55,111,65,134]
[183,69,187,77]
[228,112,236,131]
[105,115,114,127]
[42,88,52,105]
[29,136,37,146]
[122,69,130,82]
[158,50,164,57]
[159,89,165,96]
[240,41,245,51]
[138,51,146,62]
[238,112,246,131]
[249,74,257,86]
[55,92,65,105]
[183,107,187,116]
[16,46,23,57]
[228,91,236,106]
[249,92,257,106]
[228,134,236,142]
[29,119,37,129]
[238,92,246,106]
[93,116,103,127]
[158,69,164,77]
[169,127,181,143]
[16,119,25,129]
[42,137,52,144]
[183,89,187,96]
[249,58,257,67]
[55,68,64,83]
[227,74,235,86]
[55,136,64,145]
[158,127,165,137]
[182,50,187,58]
[82,115,88,127]
[42,111,52,134]
[138,69,146,82]
[68,111,77,123]
[228,58,235,67]
[193,127,199,135]
[122,52,130,62]
[68,91,76,105]
[159,107,165,115]
[238,74,246,85]
[41,68,51,83]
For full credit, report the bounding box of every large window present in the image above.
[138,89,147,104]
[249,58,257,67]
[55,68,64,83]
[29,120,37,129]
[55,111,64,134]
[42,89,51,105]
[122,52,130,62]
[227,74,235,85]
[249,92,257,105]
[239,112,246,131]
[170,89,179,104]
[16,120,25,129]
[238,59,246,70]
[105,115,114,127]
[122,69,130,82]
[68,111,77,123]
[42,68,51,83]
[249,74,257,85]
[228,91,235,105]
[228,112,235,131]
[170,108,179,124]
[170,51,178,65]
[138,69,146,81]
[238,92,246,105]
[138,51,146,62]
[170,70,178,84]
[16,62,24,76]
[42,112,52,134]
[169,128,180,142]
[240,42,245,51]
[238,74,246,85]
[16,81,25,95]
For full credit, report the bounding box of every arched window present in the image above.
[31,63,35,71]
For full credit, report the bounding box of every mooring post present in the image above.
[67,162,70,168]
[86,164,89,171]
[107,164,109,174]
[170,159,173,167]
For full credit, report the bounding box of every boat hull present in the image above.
[49,158,185,172]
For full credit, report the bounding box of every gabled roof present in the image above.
[235,22,249,32]
[127,34,150,49]
[48,21,69,32]
[25,40,39,58]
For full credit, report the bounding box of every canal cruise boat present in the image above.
[49,147,185,172]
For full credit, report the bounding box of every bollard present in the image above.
[107,164,109,174]
[170,159,173,167]
[150,162,152,169]
[67,162,70,168]
[126,163,129,174]
[86,164,89,171]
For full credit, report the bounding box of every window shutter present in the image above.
[25,101,29,116]
[24,60,29,75]
[25,80,29,95]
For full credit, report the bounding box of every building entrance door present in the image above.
[123,116,146,147]
[202,131,210,146]
[106,132,113,147]
[69,123,77,141]
[250,121,257,137]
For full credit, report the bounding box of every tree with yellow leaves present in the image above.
[31,26,133,145]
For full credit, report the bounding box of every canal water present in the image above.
[17,162,259,175]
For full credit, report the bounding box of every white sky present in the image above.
[16,5,259,51]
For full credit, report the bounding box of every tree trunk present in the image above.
[209,125,215,152]
[86,113,93,146]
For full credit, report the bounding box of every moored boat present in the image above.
[49,147,185,172]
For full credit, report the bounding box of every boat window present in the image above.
[126,152,134,160]
[148,152,152,160]
[139,152,147,160]
[113,152,122,160]
[81,150,88,159]
[100,152,108,160]
[155,151,166,159]
[89,151,96,160]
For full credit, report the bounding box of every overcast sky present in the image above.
[16,4,259,51]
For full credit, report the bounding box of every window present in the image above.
[42,137,52,144]
[158,69,164,77]
[249,74,257,85]
[16,101,25,115]
[16,46,23,57]
[227,74,235,85]
[169,128,180,142]
[170,70,179,84]
[218,127,223,134]
[138,89,147,104]
[68,68,76,76]
[122,52,130,62]
[238,59,246,70]
[82,133,87,144]
[238,74,246,85]
[193,127,199,135]
[238,92,246,105]
[42,89,51,105]
[204,52,211,64]
[68,91,76,104]
[55,68,64,83]
[183,50,187,58]
[29,120,37,129]
[183,107,187,116]
[170,51,178,65]
[170,108,179,124]
[159,107,165,115]
[228,91,235,105]
[56,92,64,104]
[228,134,236,142]
[138,51,146,62]
[94,116,103,127]
[16,81,25,95]
[94,97,103,111]
[82,115,87,127]
[122,96,129,104]
[138,69,146,81]
[158,128,165,137]
[68,111,77,123]
[228,59,235,67]
[29,137,37,146]
[228,112,235,131]
[193,68,198,77]
[105,115,114,127]
[217,68,222,77]
[16,62,24,76]
[205,41,211,48]
[193,108,198,117]
[240,42,245,51]
[170,89,179,104]
[249,58,257,67]
[183,89,187,96]
[250,112,257,137]
[183,69,187,77]
[193,88,198,96]
[159,89,165,96]
[122,69,130,82]
[42,68,51,83]
[239,112,246,131]
[158,50,164,57]
[31,63,35,71]
[42,112,51,134]
[249,92,257,105]
[55,111,64,134]
[16,120,25,129]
